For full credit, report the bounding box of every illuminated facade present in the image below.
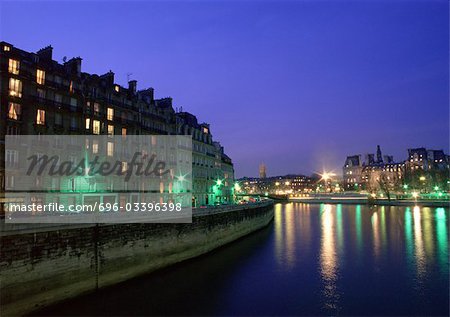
[238,174,317,194]
[0,41,234,208]
[344,145,449,192]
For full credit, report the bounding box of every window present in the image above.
[122,128,127,136]
[122,162,128,173]
[85,118,91,130]
[93,120,100,134]
[9,78,22,97]
[114,85,120,92]
[70,98,77,111]
[55,113,62,126]
[4,45,10,51]
[94,103,100,114]
[54,93,62,103]
[107,142,114,157]
[8,59,19,74]
[5,150,18,167]
[92,140,99,154]
[5,175,15,189]
[107,124,114,136]
[6,126,20,135]
[7,102,21,120]
[36,109,46,125]
[69,81,73,93]
[107,107,114,121]
[70,117,77,129]
[37,69,45,85]
[37,88,45,99]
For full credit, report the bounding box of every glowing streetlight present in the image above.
[275,182,280,186]
[434,186,439,191]
[321,171,335,181]
[216,179,222,186]
[419,176,426,181]
[412,192,419,199]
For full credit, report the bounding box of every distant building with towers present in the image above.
[259,163,267,178]
[343,145,449,192]
[343,145,403,191]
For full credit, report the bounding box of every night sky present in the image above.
[1,1,448,178]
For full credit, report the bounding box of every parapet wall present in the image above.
[0,201,274,316]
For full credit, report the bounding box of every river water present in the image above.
[34,203,449,316]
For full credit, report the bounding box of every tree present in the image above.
[378,173,392,201]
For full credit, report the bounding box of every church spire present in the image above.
[376,145,383,163]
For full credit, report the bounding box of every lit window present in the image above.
[107,124,114,136]
[36,109,46,125]
[114,85,120,92]
[36,69,45,85]
[69,81,73,93]
[94,103,100,114]
[4,45,10,51]
[9,78,22,98]
[122,128,127,136]
[85,118,91,130]
[122,162,128,173]
[107,107,114,121]
[92,140,99,154]
[7,102,21,120]
[8,59,19,74]
[93,120,100,135]
[107,142,114,157]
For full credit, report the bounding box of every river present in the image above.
[33,203,449,316]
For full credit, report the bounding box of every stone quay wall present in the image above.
[0,201,274,316]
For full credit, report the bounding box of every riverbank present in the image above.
[0,201,274,316]
[289,196,449,207]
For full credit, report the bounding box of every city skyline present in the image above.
[1,0,448,178]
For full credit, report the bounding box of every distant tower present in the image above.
[376,145,383,163]
[259,163,267,179]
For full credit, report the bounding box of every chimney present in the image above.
[128,80,137,94]
[64,57,82,77]
[100,71,114,86]
[36,45,53,60]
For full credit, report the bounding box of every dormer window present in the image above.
[114,85,120,92]
[3,45,10,51]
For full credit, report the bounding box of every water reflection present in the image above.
[34,203,450,317]
[404,207,414,271]
[320,204,340,311]
[413,206,426,279]
[274,203,297,269]
[355,205,362,251]
[435,208,448,274]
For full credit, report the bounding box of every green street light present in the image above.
[216,179,222,186]
[403,184,408,189]
[434,186,439,191]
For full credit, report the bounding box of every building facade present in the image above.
[0,42,234,209]
[344,145,449,193]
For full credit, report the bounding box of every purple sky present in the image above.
[1,1,448,178]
